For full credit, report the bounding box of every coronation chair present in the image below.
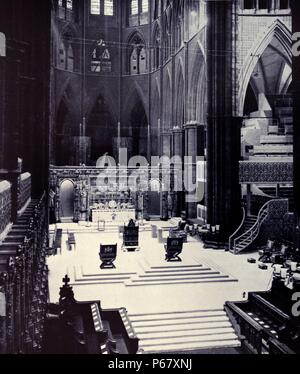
[164,237,184,262]
[122,219,139,252]
[169,220,188,243]
[99,244,117,269]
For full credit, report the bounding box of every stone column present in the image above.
[184,121,205,219]
[161,131,172,157]
[206,1,242,241]
[172,126,184,159]
[172,127,184,216]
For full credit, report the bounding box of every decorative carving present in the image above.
[240,161,293,183]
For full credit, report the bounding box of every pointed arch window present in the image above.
[66,0,73,10]
[141,0,149,13]
[131,0,139,15]
[104,0,114,15]
[128,0,149,26]
[91,40,112,73]
[58,42,66,69]
[58,0,73,19]
[128,35,147,75]
[91,0,101,14]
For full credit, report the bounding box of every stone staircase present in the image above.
[246,95,293,162]
[125,262,238,287]
[128,309,241,353]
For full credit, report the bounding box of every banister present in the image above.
[233,199,272,253]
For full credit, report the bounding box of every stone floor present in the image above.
[47,222,274,353]
[48,222,273,314]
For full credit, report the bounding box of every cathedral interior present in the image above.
[1,0,300,355]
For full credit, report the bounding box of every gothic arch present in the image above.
[86,94,117,161]
[188,42,206,123]
[126,31,147,75]
[122,86,149,158]
[163,68,172,131]
[175,61,184,127]
[238,20,292,116]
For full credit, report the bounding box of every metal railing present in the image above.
[233,200,271,254]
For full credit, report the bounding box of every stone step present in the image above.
[138,327,235,340]
[130,315,230,327]
[130,274,229,283]
[129,310,226,321]
[134,321,232,334]
[143,339,241,353]
[139,332,238,348]
[126,278,237,287]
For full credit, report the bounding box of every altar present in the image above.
[91,208,136,223]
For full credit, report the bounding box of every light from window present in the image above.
[131,0,139,15]
[58,0,63,7]
[104,0,114,15]
[142,0,148,13]
[66,0,73,10]
[91,0,101,14]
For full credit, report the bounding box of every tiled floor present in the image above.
[47,222,273,315]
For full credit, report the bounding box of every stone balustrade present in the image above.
[17,173,31,214]
[0,180,12,239]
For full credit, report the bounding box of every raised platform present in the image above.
[47,222,273,353]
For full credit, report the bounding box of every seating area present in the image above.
[225,237,300,354]
[44,276,139,354]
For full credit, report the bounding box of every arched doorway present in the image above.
[60,180,75,221]
[130,99,148,158]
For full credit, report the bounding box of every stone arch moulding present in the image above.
[123,80,149,121]
[162,68,172,131]
[85,89,118,125]
[188,41,206,122]
[238,19,292,117]
[175,59,184,127]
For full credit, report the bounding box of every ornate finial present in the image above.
[63,274,70,286]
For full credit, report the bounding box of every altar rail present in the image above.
[0,181,12,238]
[17,172,31,214]
[0,193,48,354]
